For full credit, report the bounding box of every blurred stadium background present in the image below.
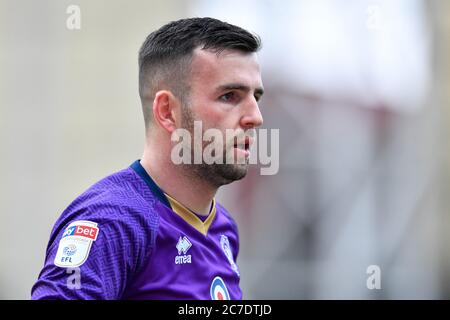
[1,0,450,299]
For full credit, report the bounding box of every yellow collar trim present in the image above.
[164,193,216,236]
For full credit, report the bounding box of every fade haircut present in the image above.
[138,17,261,129]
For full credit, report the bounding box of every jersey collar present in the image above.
[130,160,171,208]
[165,193,216,236]
[131,159,216,236]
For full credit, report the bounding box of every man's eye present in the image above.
[219,92,236,102]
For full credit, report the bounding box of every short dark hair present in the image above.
[138,17,261,129]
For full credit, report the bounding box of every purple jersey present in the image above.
[32,160,242,300]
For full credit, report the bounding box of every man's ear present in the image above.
[152,90,181,133]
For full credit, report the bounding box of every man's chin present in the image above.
[216,163,249,185]
[195,162,249,187]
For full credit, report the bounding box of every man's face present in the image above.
[180,48,264,187]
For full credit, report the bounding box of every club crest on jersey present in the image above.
[220,235,240,276]
[210,276,230,300]
[54,220,99,268]
[175,236,192,265]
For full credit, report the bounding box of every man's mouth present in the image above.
[233,136,252,158]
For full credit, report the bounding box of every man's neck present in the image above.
[140,149,217,216]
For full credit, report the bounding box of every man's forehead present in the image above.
[190,48,262,86]
[193,47,259,65]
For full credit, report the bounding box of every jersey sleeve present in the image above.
[31,190,158,300]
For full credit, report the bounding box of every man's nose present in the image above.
[240,96,264,129]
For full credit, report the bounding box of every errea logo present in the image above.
[175,236,192,265]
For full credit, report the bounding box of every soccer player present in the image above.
[31,17,264,300]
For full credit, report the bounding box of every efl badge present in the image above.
[220,235,240,276]
[54,220,99,268]
[210,276,230,300]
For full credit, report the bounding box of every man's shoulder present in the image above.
[49,166,160,244]
[215,201,239,230]
[215,201,233,218]
[69,166,158,215]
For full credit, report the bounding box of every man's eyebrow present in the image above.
[216,83,265,96]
